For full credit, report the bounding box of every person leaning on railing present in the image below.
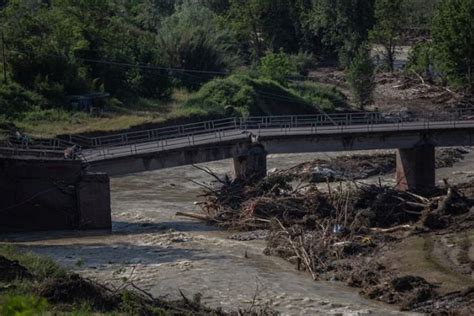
[63,144,81,160]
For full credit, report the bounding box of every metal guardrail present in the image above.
[2,108,474,161]
[80,107,474,161]
[78,108,474,148]
[0,147,66,159]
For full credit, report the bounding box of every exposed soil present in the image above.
[308,67,472,114]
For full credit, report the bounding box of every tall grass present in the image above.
[0,245,67,280]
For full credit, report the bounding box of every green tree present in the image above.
[157,1,239,89]
[347,46,375,109]
[432,0,474,92]
[258,50,296,84]
[370,0,404,72]
[1,0,173,105]
[228,0,313,60]
[306,0,375,67]
[406,42,434,82]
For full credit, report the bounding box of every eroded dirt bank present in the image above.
[1,150,473,315]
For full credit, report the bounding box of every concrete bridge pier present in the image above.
[233,143,267,180]
[396,144,436,192]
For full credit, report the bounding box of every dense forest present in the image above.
[0,0,472,134]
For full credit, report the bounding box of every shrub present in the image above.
[289,51,317,77]
[406,42,435,82]
[347,46,375,109]
[0,82,44,118]
[290,82,348,111]
[184,75,317,117]
[0,295,48,316]
[258,51,297,84]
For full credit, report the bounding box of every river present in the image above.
[5,150,473,315]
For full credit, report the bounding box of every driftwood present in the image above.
[370,224,412,233]
[176,212,212,221]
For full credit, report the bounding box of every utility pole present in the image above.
[1,30,6,84]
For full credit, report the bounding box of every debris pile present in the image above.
[283,148,469,183]
[190,169,474,312]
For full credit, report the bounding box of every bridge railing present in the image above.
[78,108,474,150]
[2,107,474,160]
[78,112,388,149]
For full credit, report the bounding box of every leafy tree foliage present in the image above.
[432,0,474,92]
[228,0,314,60]
[1,0,174,109]
[306,0,375,67]
[0,0,472,120]
[258,50,297,84]
[0,82,44,118]
[370,0,404,72]
[157,1,239,90]
[406,42,434,82]
[347,46,375,109]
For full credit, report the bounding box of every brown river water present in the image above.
[4,149,474,315]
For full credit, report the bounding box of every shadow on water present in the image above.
[0,219,218,243]
[15,242,226,266]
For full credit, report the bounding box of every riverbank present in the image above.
[0,152,422,315]
[0,245,228,315]
[1,151,472,314]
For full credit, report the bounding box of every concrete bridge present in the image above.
[2,108,474,232]
[72,109,474,192]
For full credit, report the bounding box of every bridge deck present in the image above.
[82,120,474,162]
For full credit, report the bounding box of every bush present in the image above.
[183,75,317,117]
[406,42,435,81]
[0,82,44,118]
[347,47,375,109]
[0,295,48,316]
[290,82,348,111]
[289,52,317,77]
[258,51,297,84]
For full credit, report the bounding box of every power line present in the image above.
[6,48,327,111]
[78,58,230,76]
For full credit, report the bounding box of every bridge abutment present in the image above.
[396,145,435,192]
[0,158,111,232]
[233,143,267,180]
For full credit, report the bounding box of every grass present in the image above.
[9,89,194,138]
[0,245,220,315]
[0,244,67,280]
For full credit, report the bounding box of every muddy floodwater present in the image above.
[4,150,474,315]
